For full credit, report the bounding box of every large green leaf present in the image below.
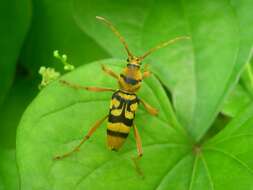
[20,0,108,75]
[17,59,253,189]
[17,59,191,189]
[0,0,31,106]
[16,0,253,189]
[73,0,252,140]
[154,105,253,190]
[199,103,253,189]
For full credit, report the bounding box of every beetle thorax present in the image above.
[119,65,142,93]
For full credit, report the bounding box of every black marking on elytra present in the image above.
[108,90,139,126]
[107,129,129,138]
[112,90,139,105]
[108,113,133,126]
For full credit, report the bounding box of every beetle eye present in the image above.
[126,58,129,62]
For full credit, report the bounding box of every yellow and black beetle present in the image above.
[54,16,189,173]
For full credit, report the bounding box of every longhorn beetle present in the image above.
[54,16,190,174]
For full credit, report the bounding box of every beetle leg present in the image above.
[59,80,115,92]
[142,64,152,79]
[143,71,152,79]
[132,124,144,176]
[101,64,120,80]
[139,99,158,116]
[54,115,108,160]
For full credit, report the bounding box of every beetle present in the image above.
[54,16,189,174]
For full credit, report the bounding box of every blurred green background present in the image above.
[0,0,109,189]
[1,0,253,189]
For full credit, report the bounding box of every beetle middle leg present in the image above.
[54,115,108,160]
[139,99,158,116]
[59,80,115,92]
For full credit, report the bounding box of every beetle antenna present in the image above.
[96,16,134,59]
[138,36,190,61]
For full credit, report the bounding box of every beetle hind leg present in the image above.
[131,124,144,176]
[53,115,108,160]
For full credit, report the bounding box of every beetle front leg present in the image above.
[59,80,115,92]
[101,64,120,80]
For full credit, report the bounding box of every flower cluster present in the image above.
[38,50,75,89]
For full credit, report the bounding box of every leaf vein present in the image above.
[200,153,214,190]
[205,147,253,175]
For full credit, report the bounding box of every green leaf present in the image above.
[0,148,19,190]
[150,102,253,190]
[73,0,253,140]
[221,84,251,117]
[0,0,31,106]
[220,52,253,120]
[16,0,253,189]
[17,59,191,189]
[20,0,108,75]
[17,59,253,189]
[239,52,253,98]
[201,103,253,189]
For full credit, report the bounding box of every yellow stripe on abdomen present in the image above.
[107,123,130,151]
[107,122,131,133]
